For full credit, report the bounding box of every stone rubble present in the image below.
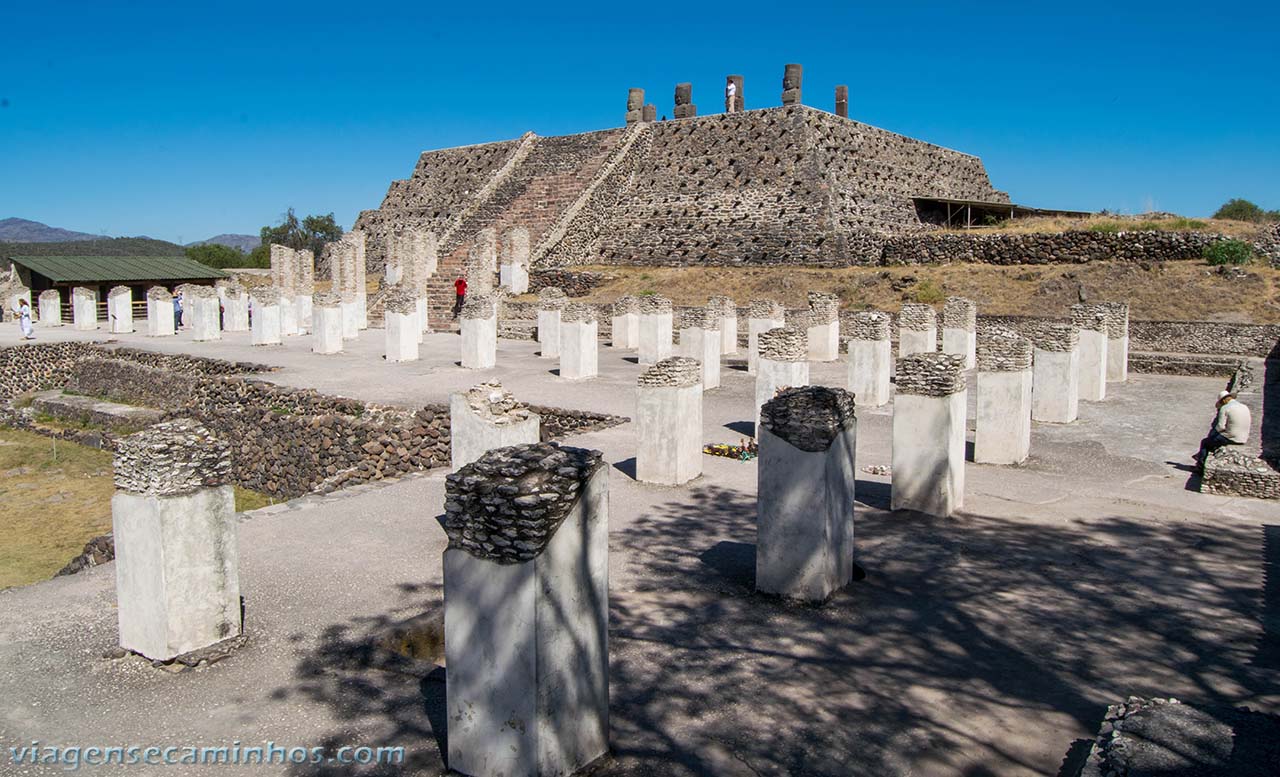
[537,286,569,311]
[678,307,718,330]
[381,283,418,315]
[612,295,641,315]
[108,286,131,300]
[146,286,171,302]
[1098,301,1130,337]
[113,419,231,496]
[460,296,496,320]
[895,353,967,396]
[464,382,532,426]
[941,297,976,331]
[707,296,737,317]
[1071,304,1110,333]
[638,356,701,388]
[758,327,808,361]
[898,303,937,331]
[807,292,840,324]
[638,294,673,314]
[848,311,891,340]
[748,299,785,319]
[977,329,1033,372]
[561,302,598,323]
[250,286,282,306]
[759,385,856,452]
[1030,322,1080,352]
[313,291,341,308]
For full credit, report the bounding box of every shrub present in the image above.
[1203,239,1253,266]
[912,279,945,304]
[1212,198,1266,223]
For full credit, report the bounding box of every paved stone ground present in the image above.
[0,322,1276,776]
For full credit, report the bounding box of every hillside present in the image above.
[188,234,260,252]
[0,218,99,243]
[0,236,187,261]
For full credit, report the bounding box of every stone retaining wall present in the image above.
[528,270,608,297]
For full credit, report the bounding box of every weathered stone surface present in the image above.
[639,294,672,314]
[460,296,496,319]
[848,311,891,340]
[678,307,718,330]
[250,286,281,306]
[1098,301,1130,337]
[537,286,568,310]
[896,353,967,396]
[748,299,785,319]
[382,283,418,315]
[758,327,807,361]
[1200,447,1280,499]
[313,291,341,308]
[114,419,231,496]
[807,292,840,323]
[899,303,936,331]
[977,329,1033,372]
[1029,322,1079,352]
[941,297,976,331]
[146,286,171,302]
[561,302,598,323]
[639,356,700,388]
[760,386,856,452]
[1071,303,1109,333]
[462,382,531,426]
[612,295,641,315]
[707,296,736,317]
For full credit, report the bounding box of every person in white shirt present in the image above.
[726,78,737,112]
[1196,390,1252,467]
[13,298,34,340]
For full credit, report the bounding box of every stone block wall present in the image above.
[528,270,608,297]
[881,230,1234,267]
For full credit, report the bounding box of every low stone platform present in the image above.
[1201,446,1280,499]
[30,390,163,432]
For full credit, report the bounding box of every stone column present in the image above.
[637,357,703,485]
[443,443,609,777]
[560,303,599,380]
[351,230,369,330]
[891,353,967,517]
[782,63,803,105]
[270,245,299,337]
[626,87,644,125]
[747,299,786,375]
[1030,323,1080,424]
[310,291,343,355]
[341,290,360,341]
[294,248,315,335]
[610,295,640,349]
[111,420,240,661]
[222,283,250,332]
[72,286,97,330]
[189,286,221,342]
[755,327,810,425]
[413,228,438,335]
[108,285,134,334]
[250,288,282,346]
[1071,304,1109,402]
[806,292,840,362]
[847,311,892,407]
[537,287,567,359]
[3,283,30,323]
[383,284,420,363]
[835,85,849,118]
[898,303,937,357]
[708,295,738,355]
[38,289,62,327]
[725,75,744,112]
[499,227,530,295]
[674,82,696,119]
[465,228,498,297]
[637,295,674,365]
[975,330,1033,465]
[460,297,498,370]
[383,229,404,285]
[448,382,541,469]
[756,386,857,602]
[678,307,721,390]
[1100,302,1129,382]
[642,104,656,122]
[146,287,175,337]
[941,297,977,369]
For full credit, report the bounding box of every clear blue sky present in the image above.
[2,1,1277,243]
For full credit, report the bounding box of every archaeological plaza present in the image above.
[2,65,1279,776]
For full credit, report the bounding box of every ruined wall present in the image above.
[882,231,1232,267]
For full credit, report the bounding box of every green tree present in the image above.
[258,208,344,258]
[1212,198,1266,222]
[185,243,254,269]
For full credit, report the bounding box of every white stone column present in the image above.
[223,286,250,332]
[637,295,674,366]
[311,292,344,355]
[941,297,977,369]
[448,383,541,469]
[189,287,221,342]
[443,443,609,777]
[348,231,368,330]
[805,292,841,362]
[746,299,786,375]
[974,330,1033,465]
[756,386,858,602]
[38,289,62,327]
[279,296,299,337]
[898,303,937,358]
[1101,302,1129,382]
[270,244,299,336]
[72,286,98,331]
[610,296,640,349]
[250,289,282,346]
[111,420,240,662]
[499,226,530,295]
[340,294,360,341]
[107,286,134,334]
[4,285,31,323]
[1072,304,1109,402]
[678,308,721,391]
[755,327,810,426]
[460,297,498,370]
[416,298,430,341]
[146,287,175,337]
[637,357,703,485]
[537,291,565,359]
[891,353,967,517]
[847,311,892,407]
[708,295,738,355]
[294,248,315,335]
[383,285,420,363]
[560,304,599,380]
[1031,323,1080,424]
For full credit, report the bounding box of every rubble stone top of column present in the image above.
[1031,322,1079,352]
[73,287,95,300]
[761,386,857,452]
[537,287,568,310]
[977,329,1033,372]
[443,443,604,564]
[941,297,977,330]
[113,419,231,496]
[1070,304,1110,333]
[896,353,967,396]
[678,307,718,330]
[758,326,808,361]
[221,280,246,296]
[250,286,282,305]
[1098,301,1130,336]
[639,294,673,314]
[807,291,840,323]
[747,299,785,319]
[639,356,702,387]
[108,285,131,299]
[786,309,813,329]
[848,311,891,340]
[899,303,937,331]
[382,283,418,315]
[313,290,341,308]
[612,295,640,315]
[188,284,218,299]
[562,302,598,323]
[708,295,737,316]
[462,381,533,425]
[460,296,496,319]
[40,288,62,301]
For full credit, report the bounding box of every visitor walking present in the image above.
[453,276,467,318]
[13,298,34,340]
[173,291,183,329]
[1195,390,1252,468]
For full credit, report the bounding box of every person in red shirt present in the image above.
[453,277,467,318]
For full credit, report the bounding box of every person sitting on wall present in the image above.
[1195,390,1252,468]
[453,276,467,319]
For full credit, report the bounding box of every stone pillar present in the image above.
[341,291,360,341]
[747,299,786,375]
[499,226,530,295]
[642,104,657,122]
[782,63,803,106]
[351,230,369,330]
[38,289,62,327]
[625,87,644,125]
[222,283,250,332]
[443,443,609,777]
[806,292,840,362]
[678,308,721,391]
[270,244,299,336]
[111,420,240,661]
[1031,323,1080,424]
[189,287,221,342]
[1072,304,1110,402]
[146,287,175,337]
[708,295,738,355]
[294,248,315,335]
[756,386,857,602]
[941,297,977,369]
[72,286,97,331]
[835,85,849,118]
[3,283,31,323]
[673,82,696,119]
[250,288,282,346]
[974,330,1033,465]
[898,303,937,357]
[465,228,498,297]
[637,357,703,485]
[460,297,498,370]
[755,327,810,425]
[891,354,967,517]
[383,230,404,285]
[310,291,344,355]
[610,295,640,349]
[383,284,420,363]
[448,383,541,470]
[847,311,892,407]
[108,285,134,334]
[537,287,567,359]
[725,75,744,113]
[1100,302,1129,382]
[560,303,599,380]
[637,295,674,366]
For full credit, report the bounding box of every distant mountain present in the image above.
[0,237,187,259]
[187,234,260,253]
[0,218,100,243]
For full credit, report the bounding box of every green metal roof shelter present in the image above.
[9,255,226,287]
